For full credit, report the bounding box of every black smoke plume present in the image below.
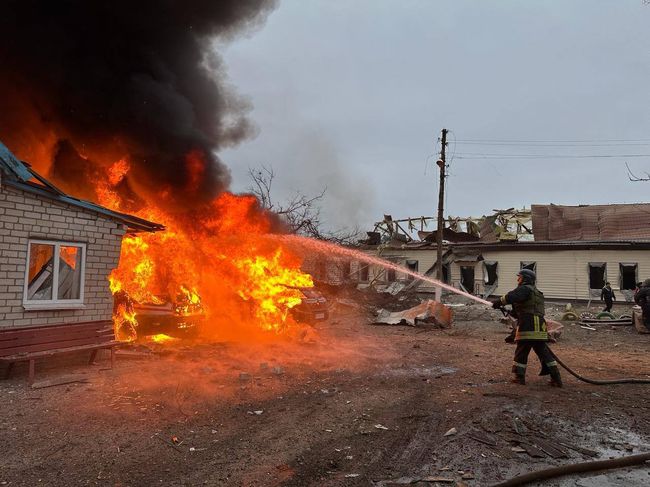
[0,0,277,212]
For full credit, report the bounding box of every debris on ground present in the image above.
[1,303,647,486]
[31,375,90,389]
[373,300,452,328]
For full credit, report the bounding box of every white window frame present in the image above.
[23,239,86,310]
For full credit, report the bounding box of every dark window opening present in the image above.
[442,263,450,284]
[358,263,369,282]
[483,261,498,286]
[460,265,475,294]
[588,262,606,290]
[619,263,637,290]
[386,268,396,282]
[405,259,418,281]
[316,260,327,281]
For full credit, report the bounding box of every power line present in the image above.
[454,153,650,160]
[455,141,650,147]
[454,138,650,143]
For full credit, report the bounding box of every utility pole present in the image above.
[435,128,448,301]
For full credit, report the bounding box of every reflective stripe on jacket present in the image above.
[502,283,548,341]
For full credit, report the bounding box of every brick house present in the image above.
[0,142,162,328]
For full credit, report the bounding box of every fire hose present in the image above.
[490,308,650,485]
[490,452,650,487]
[548,348,650,385]
[498,307,650,385]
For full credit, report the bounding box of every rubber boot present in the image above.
[548,366,563,388]
[538,362,550,376]
[510,373,526,385]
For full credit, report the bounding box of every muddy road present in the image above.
[1,305,649,486]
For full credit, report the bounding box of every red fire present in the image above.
[93,154,315,340]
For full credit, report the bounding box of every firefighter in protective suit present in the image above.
[490,269,562,387]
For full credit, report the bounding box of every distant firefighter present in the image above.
[634,279,650,332]
[600,282,616,312]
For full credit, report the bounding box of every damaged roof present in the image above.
[0,141,164,233]
[532,203,650,242]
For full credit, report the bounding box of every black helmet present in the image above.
[518,268,536,284]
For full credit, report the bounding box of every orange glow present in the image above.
[113,303,137,342]
[60,246,78,270]
[96,159,131,211]
[108,158,130,186]
[95,153,314,341]
[150,334,178,344]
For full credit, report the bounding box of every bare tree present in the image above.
[248,164,361,245]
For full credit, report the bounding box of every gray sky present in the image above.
[219,0,650,234]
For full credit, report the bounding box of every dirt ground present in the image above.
[1,301,649,486]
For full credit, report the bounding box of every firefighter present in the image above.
[633,278,650,332]
[490,269,562,387]
[600,282,616,312]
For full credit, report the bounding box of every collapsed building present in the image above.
[330,206,650,302]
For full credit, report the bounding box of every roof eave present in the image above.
[3,179,164,233]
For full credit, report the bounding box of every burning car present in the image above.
[113,288,205,340]
[290,287,329,324]
[133,302,204,338]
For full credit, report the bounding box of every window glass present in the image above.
[27,243,54,300]
[58,246,82,299]
[25,241,84,304]
[588,262,606,290]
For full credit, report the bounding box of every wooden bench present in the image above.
[0,320,119,384]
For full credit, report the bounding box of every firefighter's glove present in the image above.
[490,298,503,309]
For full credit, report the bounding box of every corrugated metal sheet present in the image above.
[479,215,499,242]
[419,228,480,243]
[532,203,650,242]
[0,141,32,180]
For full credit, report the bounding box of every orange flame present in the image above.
[96,159,130,211]
[150,334,178,344]
[97,154,314,340]
[59,246,78,270]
